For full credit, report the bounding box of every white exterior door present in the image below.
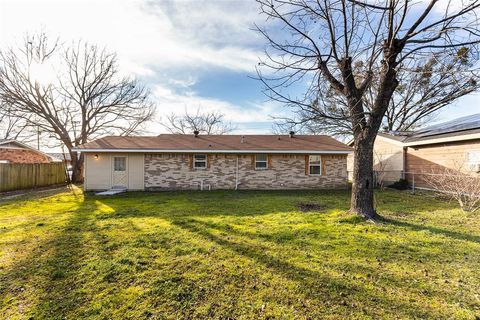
[112,156,128,188]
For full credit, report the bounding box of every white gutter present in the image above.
[72,148,352,154]
[348,132,480,148]
[404,132,480,147]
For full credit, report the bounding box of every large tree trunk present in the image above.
[70,151,84,184]
[350,136,377,219]
[349,51,400,219]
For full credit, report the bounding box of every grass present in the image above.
[0,187,479,319]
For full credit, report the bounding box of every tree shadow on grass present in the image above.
[0,185,75,205]
[378,216,480,244]
[29,198,101,318]
[184,217,480,310]
[0,195,101,319]
[193,214,475,272]
[374,189,462,213]
[93,189,351,220]
[169,217,443,319]
[4,189,474,318]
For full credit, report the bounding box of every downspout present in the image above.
[235,155,239,190]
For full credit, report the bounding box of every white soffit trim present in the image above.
[376,135,406,146]
[404,133,480,147]
[72,148,352,154]
[348,134,405,147]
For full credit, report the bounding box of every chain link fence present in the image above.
[347,170,474,194]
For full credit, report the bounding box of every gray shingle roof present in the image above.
[378,114,480,145]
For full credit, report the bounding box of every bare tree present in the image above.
[273,48,480,138]
[0,102,34,143]
[256,0,480,218]
[373,150,391,190]
[382,50,479,131]
[0,33,155,182]
[163,108,235,135]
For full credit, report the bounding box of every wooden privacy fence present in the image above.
[0,163,66,192]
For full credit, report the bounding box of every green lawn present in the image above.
[0,188,479,319]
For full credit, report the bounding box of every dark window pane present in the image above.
[309,165,321,175]
[256,161,267,169]
[194,161,206,168]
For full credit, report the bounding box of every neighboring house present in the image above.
[348,114,480,186]
[0,139,53,164]
[74,133,352,191]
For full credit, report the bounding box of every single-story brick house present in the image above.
[0,139,54,164]
[74,133,352,191]
[347,114,480,187]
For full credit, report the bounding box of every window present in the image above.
[255,154,268,170]
[309,155,322,175]
[113,157,126,171]
[467,151,480,164]
[194,154,207,169]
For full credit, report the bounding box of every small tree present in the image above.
[0,33,155,182]
[164,108,236,135]
[373,150,390,189]
[423,164,480,212]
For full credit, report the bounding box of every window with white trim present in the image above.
[309,155,322,175]
[113,157,126,171]
[194,154,207,169]
[255,154,268,170]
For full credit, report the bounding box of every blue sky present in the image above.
[0,0,478,135]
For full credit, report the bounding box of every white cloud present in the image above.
[150,84,283,134]
[0,0,263,76]
[0,0,276,138]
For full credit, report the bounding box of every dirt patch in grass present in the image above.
[393,211,410,217]
[297,202,327,212]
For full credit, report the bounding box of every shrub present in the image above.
[422,166,480,212]
[388,179,409,190]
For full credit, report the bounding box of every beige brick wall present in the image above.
[144,153,348,190]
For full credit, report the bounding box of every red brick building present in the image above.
[0,139,53,164]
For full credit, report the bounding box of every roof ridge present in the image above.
[74,134,352,152]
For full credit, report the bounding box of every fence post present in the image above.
[411,172,415,195]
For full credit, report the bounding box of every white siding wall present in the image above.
[84,153,145,191]
[85,153,111,190]
[128,153,145,190]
